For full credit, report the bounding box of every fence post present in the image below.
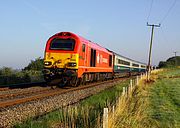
[103,108,108,128]
[130,79,133,91]
[122,87,126,96]
[126,86,128,97]
[112,105,115,120]
[136,76,139,85]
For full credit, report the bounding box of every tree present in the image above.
[158,56,180,68]
[158,61,167,68]
[23,57,44,71]
[0,67,14,76]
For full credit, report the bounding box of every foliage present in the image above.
[23,57,44,71]
[0,67,14,76]
[158,61,167,68]
[12,68,180,127]
[14,81,129,128]
[109,68,180,128]
[0,57,45,85]
[0,67,44,85]
[158,56,180,68]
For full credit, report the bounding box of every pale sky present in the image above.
[0,0,179,69]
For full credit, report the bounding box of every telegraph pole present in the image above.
[173,51,177,57]
[173,51,178,66]
[147,22,160,81]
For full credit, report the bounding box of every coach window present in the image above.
[82,44,86,52]
[132,63,139,67]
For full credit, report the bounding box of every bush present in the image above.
[158,56,180,68]
[23,57,44,71]
[0,67,44,86]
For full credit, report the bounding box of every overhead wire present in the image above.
[160,0,177,24]
[147,0,154,22]
[159,27,169,44]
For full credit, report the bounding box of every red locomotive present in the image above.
[43,32,113,86]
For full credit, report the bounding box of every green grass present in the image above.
[159,68,180,77]
[109,68,180,128]
[14,68,180,128]
[148,68,180,128]
[14,80,129,128]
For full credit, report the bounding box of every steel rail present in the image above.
[0,77,128,108]
[0,82,46,90]
[0,88,52,100]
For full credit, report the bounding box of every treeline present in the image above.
[0,57,44,85]
[158,56,180,68]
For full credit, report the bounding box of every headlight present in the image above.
[67,62,77,67]
[44,61,52,66]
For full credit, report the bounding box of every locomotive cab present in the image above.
[43,32,80,86]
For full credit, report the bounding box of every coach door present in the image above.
[90,48,96,67]
[81,44,86,65]
[109,55,112,67]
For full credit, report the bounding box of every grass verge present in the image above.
[109,68,180,128]
[14,80,130,128]
[148,70,180,127]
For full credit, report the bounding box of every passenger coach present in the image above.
[113,53,146,77]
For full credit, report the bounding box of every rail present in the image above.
[0,77,128,109]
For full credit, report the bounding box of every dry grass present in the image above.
[108,71,161,128]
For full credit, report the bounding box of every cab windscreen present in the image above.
[50,38,75,51]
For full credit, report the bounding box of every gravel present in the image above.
[0,87,49,95]
[0,80,121,127]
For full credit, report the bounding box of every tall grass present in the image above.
[109,68,180,128]
[148,77,180,127]
[14,80,129,128]
[108,74,155,128]
[14,68,180,128]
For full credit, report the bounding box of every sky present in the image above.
[0,0,179,69]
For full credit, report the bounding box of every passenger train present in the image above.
[43,32,146,86]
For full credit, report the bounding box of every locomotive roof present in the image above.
[77,34,112,54]
[55,32,146,66]
[54,32,111,53]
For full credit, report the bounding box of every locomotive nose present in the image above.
[44,52,78,69]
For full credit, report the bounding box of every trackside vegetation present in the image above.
[158,56,180,68]
[0,57,44,86]
[108,68,180,128]
[14,80,130,128]
[148,68,180,127]
[14,68,180,127]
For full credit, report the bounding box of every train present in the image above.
[43,32,146,86]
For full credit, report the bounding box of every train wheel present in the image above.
[51,86,56,89]
[81,75,86,85]
[71,76,78,87]
[57,77,68,87]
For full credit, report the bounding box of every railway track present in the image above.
[0,87,9,91]
[0,76,136,128]
[0,82,46,90]
[0,87,53,102]
[0,77,128,109]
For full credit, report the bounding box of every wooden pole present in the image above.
[147,22,160,81]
